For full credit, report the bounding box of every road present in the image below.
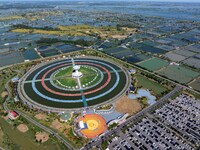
[3,81,74,150]
[83,85,183,149]
[3,82,11,112]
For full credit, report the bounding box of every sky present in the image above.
[0,0,199,1]
[0,0,199,2]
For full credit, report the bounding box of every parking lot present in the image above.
[155,94,200,146]
[104,93,200,150]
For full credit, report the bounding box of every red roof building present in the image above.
[8,111,19,120]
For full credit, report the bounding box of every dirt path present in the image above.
[1,91,8,98]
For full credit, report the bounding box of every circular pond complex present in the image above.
[18,57,130,112]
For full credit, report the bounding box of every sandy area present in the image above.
[111,35,128,39]
[34,113,47,120]
[1,91,8,98]
[115,96,142,115]
[100,34,107,38]
[35,132,49,143]
[50,119,62,130]
[17,124,29,133]
[3,115,9,121]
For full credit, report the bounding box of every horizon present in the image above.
[0,0,199,3]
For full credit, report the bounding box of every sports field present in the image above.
[137,57,169,71]
[78,114,107,139]
[157,65,200,84]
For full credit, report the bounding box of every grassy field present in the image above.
[189,77,200,92]
[135,74,168,95]
[0,117,65,150]
[157,65,200,84]
[12,24,135,39]
[53,66,77,87]
[0,11,62,21]
[53,65,101,88]
[0,125,4,148]
[54,78,78,87]
[79,66,96,74]
[23,11,63,21]
[137,57,169,71]
[80,73,101,87]
[0,15,23,21]
[79,66,100,86]
[54,67,73,78]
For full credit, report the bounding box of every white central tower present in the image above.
[72,65,83,78]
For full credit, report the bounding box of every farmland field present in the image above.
[164,52,186,62]
[103,47,127,54]
[185,44,200,53]
[112,50,137,59]
[157,65,200,83]
[174,49,196,57]
[138,45,166,54]
[189,77,200,92]
[182,57,200,69]
[39,49,61,57]
[0,51,24,67]
[135,74,168,95]
[137,57,169,71]
[23,50,40,60]
[12,25,135,39]
[124,53,152,64]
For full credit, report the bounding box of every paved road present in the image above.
[83,85,183,149]
[3,81,73,150]
[3,82,11,112]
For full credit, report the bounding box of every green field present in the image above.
[12,24,135,39]
[53,66,77,87]
[157,65,200,84]
[189,77,200,92]
[135,74,168,95]
[53,65,101,88]
[137,57,169,71]
[80,66,101,86]
[54,78,78,88]
[54,66,73,78]
[0,117,64,150]
[80,73,101,87]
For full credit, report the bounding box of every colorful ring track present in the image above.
[41,62,111,96]
[18,57,129,110]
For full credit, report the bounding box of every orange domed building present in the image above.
[77,114,107,139]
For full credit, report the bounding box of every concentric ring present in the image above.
[50,65,104,91]
[18,57,130,111]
